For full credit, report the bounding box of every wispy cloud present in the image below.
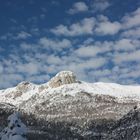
[16,31,31,39]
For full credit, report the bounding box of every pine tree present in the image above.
[1,112,27,140]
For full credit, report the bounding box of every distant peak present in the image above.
[48,70,77,88]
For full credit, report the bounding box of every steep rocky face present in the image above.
[48,71,77,88]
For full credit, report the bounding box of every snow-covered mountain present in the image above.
[0,71,140,122]
[1,71,140,140]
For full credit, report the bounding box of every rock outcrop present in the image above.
[16,81,35,92]
[48,71,77,88]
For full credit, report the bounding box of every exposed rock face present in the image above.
[48,71,77,88]
[16,81,35,92]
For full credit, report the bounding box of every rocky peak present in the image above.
[48,71,77,88]
[16,81,34,92]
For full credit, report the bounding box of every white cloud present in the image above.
[17,62,39,75]
[51,17,95,36]
[39,37,71,50]
[75,45,101,58]
[114,39,137,51]
[122,7,140,29]
[51,14,122,36]
[47,55,62,65]
[62,57,107,77]
[80,57,106,69]
[121,27,140,39]
[114,50,140,64]
[52,7,140,37]
[68,2,88,14]
[95,19,121,35]
[0,31,31,41]
[16,31,31,39]
[92,0,110,12]
[75,43,111,58]
[1,7,140,89]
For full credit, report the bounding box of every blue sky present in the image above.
[0,0,140,89]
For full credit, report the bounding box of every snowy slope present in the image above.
[0,71,140,121]
[0,81,39,105]
[1,80,140,105]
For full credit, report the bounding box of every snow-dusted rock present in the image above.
[1,71,140,139]
[16,81,35,92]
[48,71,77,88]
[1,71,140,123]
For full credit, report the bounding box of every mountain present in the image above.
[1,71,140,140]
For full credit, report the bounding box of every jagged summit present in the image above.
[48,71,77,88]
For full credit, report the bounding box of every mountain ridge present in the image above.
[1,71,140,139]
[0,71,140,123]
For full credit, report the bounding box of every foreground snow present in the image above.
[0,113,27,140]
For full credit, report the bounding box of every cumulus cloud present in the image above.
[68,2,88,14]
[16,62,39,75]
[51,14,122,36]
[121,27,140,39]
[39,37,72,50]
[52,7,140,37]
[0,36,112,89]
[113,50,140,64]
[122,7,140,29]
[0,33,140,89]
[75,45,101,58]
[114,39,139,51]
[51,17,95,36]
[96,21,121,35]
[47,55,62,65]
[75,43,111,58]
[95,16,121,35]
[1,6,140,88]
[92,0,110,12]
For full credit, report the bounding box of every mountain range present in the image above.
[1,71,140,140]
